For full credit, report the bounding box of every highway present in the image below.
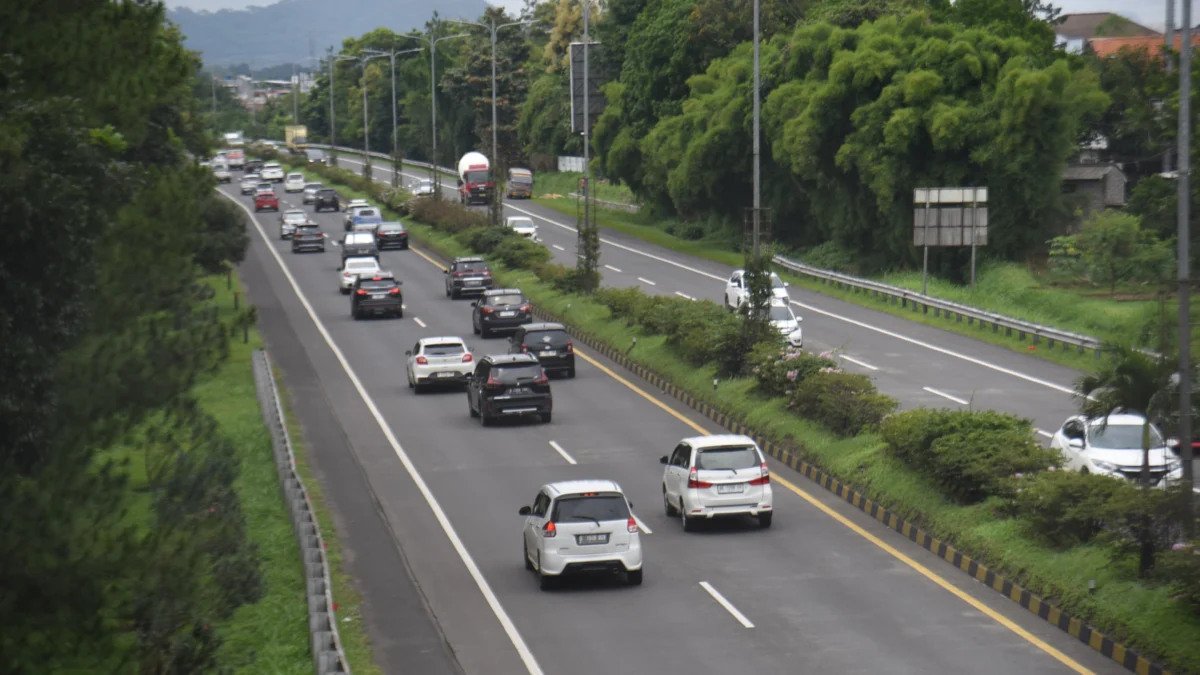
[334,154,1084,440]
[223,180,1126,675]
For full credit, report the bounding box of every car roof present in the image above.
[348,199,369,206]
[357,271,395,280]
[419,336,466,345]
[287,172,303,176]
[483,288,522,296]
[1085,413,1149,427]
[506,216,534,222]
[343,256,379,266]
[681,434,759,450]
[454,256,486,263]
[522,322,565,332]
[484,353,539,365]
[345,232,374,241]
[377,221,404,228]
[285,208,305,213]
[544,479,623,498]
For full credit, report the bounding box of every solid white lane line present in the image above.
[1036,429,1054,439]
[841,355,879,371]
[547,440,577,465]
[699,581,754,628]
[219,191,545,675]
[604,264,622,273]
[674,291,694,300]
[632,515,653,535]
[637,277,657,286]
[923,386,970,406]
[552,244,565,251]
[336,154,1086,398]
[414,317,427,328]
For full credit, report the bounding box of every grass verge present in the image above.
[297,161,1200,672]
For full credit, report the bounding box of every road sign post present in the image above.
[913,187,989,295]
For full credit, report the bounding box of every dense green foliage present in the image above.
[1,1,258,671]
[1048,211,1174,296]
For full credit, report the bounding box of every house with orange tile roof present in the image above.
[1089,34,1200,59]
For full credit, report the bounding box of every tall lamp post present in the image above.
[1177,0,1195,529]
[338,51,387,179]
[363,47,422,187]
[448,17,533,215]
[327,46,338,166]
[399,26,470,194]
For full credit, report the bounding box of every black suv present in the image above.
[467,354,552,425]
[376,221,409,250]
[244,159,264,174]
[509,323,575,378]
[472,288,532,338]
[350,272,403,319]
[291,224,326,253]
[314,188,340,212]
[339,233,379,269]
[444,256,494,299]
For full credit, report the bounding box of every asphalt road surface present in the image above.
[335,155,1085,441]
[223,180,1128,675]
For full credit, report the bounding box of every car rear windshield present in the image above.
[295,226,320,235]
[359,279,396,290]
[347,261,378,271]
[769,305,793,322]
[1089,423,1164,449]
[287,173,303,179]
[318,189,336,196]
[490,364,543,384]
[305,183,322,189]
[695,445,760,470]
[523,330,569,347]
[423,343,465,356]
[487,294,525,306]
[456,261,488,272]
[378,223,404,232]
[355,209,379,218]
[551,494,630,522]
[511,176,533,185]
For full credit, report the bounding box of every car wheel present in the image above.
[566,367,576,379]
[473,320,480,336]
[407,372,414,389]
[396,307,403,319]
[467,394,477,416]
[663,487,678,517]
[626,569,643,586]
[681,504,696,532]
[450,289,460,300]
[445,286,451,298]
[540,412,552,424]
[481,325,491,339]
[536,553,554,591]
[479,406,490,426]
[352,309,361,321]
[524,540,534,571]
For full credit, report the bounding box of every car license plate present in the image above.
[576,533,609,545]
[717,483,745,494]
[509,387,530,394]
[435,372,456,378]
[500,311,515,317]
[370,293,386,298]
[540,350,556,357]
[466,279,481,285]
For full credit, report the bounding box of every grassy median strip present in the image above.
[293,158,1200,673]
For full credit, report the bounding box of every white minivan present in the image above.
[661,434,774,530]
[284,173,306,192]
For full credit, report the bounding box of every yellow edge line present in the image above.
[407,235,1095,675]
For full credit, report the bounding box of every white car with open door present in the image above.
[1050,413,1183,487]
[519,479,643,589]
[724,269,790,309]
[405,337,474,391]
[661,434,773,530]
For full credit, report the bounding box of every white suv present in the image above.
[660,434,773,530]
[339,256,381,293]
[520,480,643,589]
[284,173,306,192]
[724,270,790,309]
[261,162,285,182]
[406,337,474,390]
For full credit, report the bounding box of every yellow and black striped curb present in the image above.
[528,306,1171,675]
[312,178,1173,675]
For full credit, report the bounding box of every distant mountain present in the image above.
[169,0,490,66]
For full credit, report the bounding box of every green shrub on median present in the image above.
[788,371,896,438]
[747,343,838,397]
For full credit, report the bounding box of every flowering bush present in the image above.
[788,371,897,438]
[1159,538,1200,614]
[747,343,838,397]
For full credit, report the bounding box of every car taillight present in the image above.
[416,356,428,365]
[627,517,638,533]
[748,462,770,486]
[487,374,502,386]
[518,304,532,312]
[543,521,556,538]
[387,288,401,295]
[343,272,354,278]
[355,289,367,295]
[687,467,712,489]
[533,372,548,385]
[483,270,492,277]
[462,353,473,363]
[565,341,574,354]
[520,344,528,353]
[481,306,494,314]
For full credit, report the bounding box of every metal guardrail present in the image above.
[298,143,1108,357]
[773,255,1106,355]
[251,350,351,675]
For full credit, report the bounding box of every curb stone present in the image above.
[252,349,351,675]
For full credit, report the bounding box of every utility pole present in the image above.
[1178,0,1195,530]
[400,25,469,195]
[364,48,422,187]
[1167,0,1176,173]
[292,61,298,122]
[449,17,533,221]
[211,74,217,116]
[328,46,337,166]
[752,0,761,263]
[337,52,385,178]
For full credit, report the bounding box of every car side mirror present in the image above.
[784,282,790,287]
[1168,437,1180,448]
[405,350,411,356]
[443,269,449,275]
[660,456,669,464]
[1067,438,1084,449]
[518,506,532,516]
[470,302,477,307]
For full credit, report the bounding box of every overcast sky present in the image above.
[162,0,1187,32]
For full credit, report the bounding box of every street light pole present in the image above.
[337,52,385,177]
[400,27,469,195]
[752,0,761,262]
[292,61,298,122]
[364,48,422,187]
[1178,0,1195,527]
[328,47,337,166]
[212,75,217,116]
